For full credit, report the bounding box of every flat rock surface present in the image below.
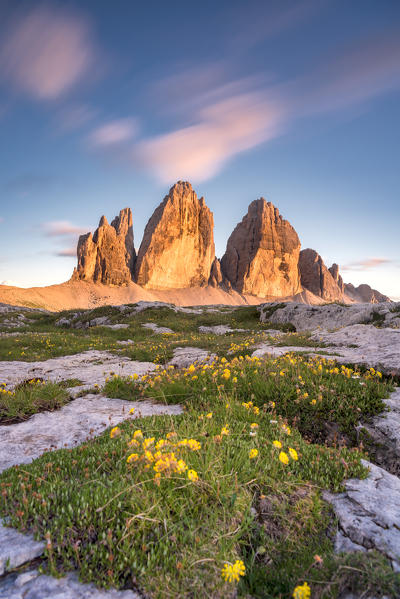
[0,522,45,576]
[168,346,213,369]
[311,324,400,375]
[198,325,246,335]
[0,569,141,598]
[0,350,155,390]
[324,459,400,569]
[260,301,400,331]
[142,322,174,334]
[0,395,182,473]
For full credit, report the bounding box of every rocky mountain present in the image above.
[135,181,215,289]
[345,283,391,304]
[221,199,301,297]
[299,249,343,302]
[67,181,390,306]
[72,208,135,285]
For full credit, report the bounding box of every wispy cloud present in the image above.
[4,174,58,196]
[58,104,98,131]
[135,89,285,183]
[341,258,393,272]
[88,118,138,148]
[293,28,400,117]
[41,221,88,237]
[55,247,76,257]
[0,5,95,100]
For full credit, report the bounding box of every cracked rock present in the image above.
[323,460,400,569]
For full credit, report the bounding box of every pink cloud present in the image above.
[136,91,285,183]
[41,221,88,237]
[341,258,392,272]
[0,5,94,100]
[88,119,138,148]
[55,248,76,257]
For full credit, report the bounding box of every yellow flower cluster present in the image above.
[272,438,298,465]
[125,429,200,484]
[241,401,260,415]
[221,559,246,583]
[292,581,311,599]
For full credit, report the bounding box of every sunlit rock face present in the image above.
[72,208,135,285]
[134,181,215,289]
[299,249,343,302]
[221,199,301,297]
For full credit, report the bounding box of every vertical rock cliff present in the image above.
[221,199,301,297]
[299,249,343,301]
[134,181,215,289]
[72,208,135,285]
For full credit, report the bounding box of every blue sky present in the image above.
[0,0,399,298]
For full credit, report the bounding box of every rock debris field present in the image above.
[0,300,399,598]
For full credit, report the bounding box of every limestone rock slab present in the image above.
[0,523,44,576]
[0,570,141,598]
[0,395,182,473]
[0,350,155,390]
[323,460,400,569]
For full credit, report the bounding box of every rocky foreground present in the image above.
[0,300,399,598]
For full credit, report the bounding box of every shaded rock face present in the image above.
[345,283,391,304]
[299,249,343,302]
[221,199,301,298]
[135,181,215,289]
[328,263,344,293]
[72,209,135,286]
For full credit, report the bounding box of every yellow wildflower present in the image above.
[282,424,291,435]
[292,582,311,599]
[166,431,177,440]
[206,412,213,419]
[143,437,155,449]
[187,469,199,481]
[110,426,120,439]
[128,438,140,447]
[250,423,259,429]
[133,429,143,440]
[126,453,139,464]
[279,451,289,465]
[272,440,282,448]
[129,407,135,415]
[249,448,258,459]
[288,447,298,461]
[221,559,246,583]
[222,368,231,380]
[221,426,229,436]
[187,364,196,373]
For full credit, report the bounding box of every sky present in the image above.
[0,0,399,298]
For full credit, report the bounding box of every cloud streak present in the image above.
[41,221,88,237]
[55,248,76,257]
[136,90,285,183]
[0,5,95,100]
[341,258,393,272]
[88,119,138,148]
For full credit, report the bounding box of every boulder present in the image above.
[135,182,215,289]
[221,199,301,297]
[72,208,135,285]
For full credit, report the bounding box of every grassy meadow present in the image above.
[0,304,399,597]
